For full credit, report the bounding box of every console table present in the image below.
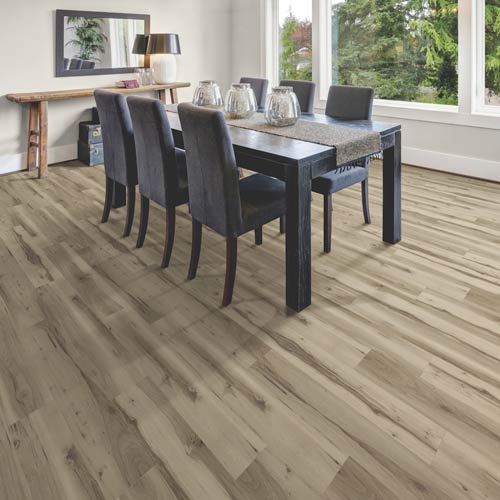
[6,82,190,179]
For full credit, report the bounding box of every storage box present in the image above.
[79,121,102,145]
[78,140,104,166]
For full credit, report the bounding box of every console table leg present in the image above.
[158,89,167,104]
[27,103,39,171]
[38,101,48,179]
[169,88,178,104]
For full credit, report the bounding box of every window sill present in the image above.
[316,98,500,130]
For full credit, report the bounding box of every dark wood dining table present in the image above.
[163,108,401,312]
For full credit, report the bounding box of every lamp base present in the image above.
[151,54,177,84]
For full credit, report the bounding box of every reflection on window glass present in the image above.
[279,0,313,81]
[331,0,458,105]
[485,0,500,105]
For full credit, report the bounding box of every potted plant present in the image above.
[66,16,107,62]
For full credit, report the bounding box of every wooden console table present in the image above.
[6,82,190,179]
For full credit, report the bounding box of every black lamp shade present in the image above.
[132,34,149,55]
[146,33,181,55]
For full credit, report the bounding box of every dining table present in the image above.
[159,105,401,312]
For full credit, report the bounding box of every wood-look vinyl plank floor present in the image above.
[0,160,499,499]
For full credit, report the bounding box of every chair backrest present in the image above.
[178,103,242,237]
[240,77,269,110]
[127,96,179,207]
[280,79,316,114]
[325,85,374,120]
[94,89,137,186]
[81,60,96,70]
[69,58,83,70]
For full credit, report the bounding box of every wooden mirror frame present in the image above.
[55,9,150,77]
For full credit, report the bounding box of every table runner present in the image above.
[167,105,381,166]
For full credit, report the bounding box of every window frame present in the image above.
[262,0,500,128]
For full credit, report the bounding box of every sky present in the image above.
[279,0,312,23]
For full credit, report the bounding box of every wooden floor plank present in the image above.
[0,162,499,499]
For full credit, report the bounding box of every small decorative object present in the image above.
[134,68,144,86]
[146,33,181,84]
[192,80,224,108]
[143,68,153,86]
[123,79,140,89]
[224,83,257,119]
[264,86,301,127]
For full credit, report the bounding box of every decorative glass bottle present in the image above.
[224,83,258,119]
[264,86,301,127]
[192,80,224,108]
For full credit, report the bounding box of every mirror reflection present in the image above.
[61,14,146,72]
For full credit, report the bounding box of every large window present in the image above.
[279,0,313,81]
[331,0,458,105]
[268,0,500,119]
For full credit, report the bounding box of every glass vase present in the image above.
[264,86,301,127]
[224,83,257,119]
[192,80,224,108]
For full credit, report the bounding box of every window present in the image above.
[266,0,500,120]
[279,0,313,81]
[331,0,458,105]
[483,0,500,106]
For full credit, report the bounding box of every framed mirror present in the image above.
[55,10,150,77]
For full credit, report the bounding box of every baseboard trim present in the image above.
[402,146,500,182]
[0,144,77,176]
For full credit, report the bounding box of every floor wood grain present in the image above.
[1,160,500,499]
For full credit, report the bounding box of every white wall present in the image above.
[0,0,232,175]
[230,0,500,182]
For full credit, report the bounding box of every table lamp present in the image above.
[132,34,149,55]
[146,33,181,84]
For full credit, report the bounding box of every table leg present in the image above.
[27,103,39,171]
[38,101,48,179]
[383,130,402,244]
[158,89,167,104]
[285,165,312,312]
[112,181,127,209]
[169,88,179,104]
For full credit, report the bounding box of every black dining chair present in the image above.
[94,89,138,237]
[280,79,316,114]
[240,77,269,110]
[312,84,375,253]
[178,103,287,307]
[127,96,189,268]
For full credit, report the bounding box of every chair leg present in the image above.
[223,237,238,307]
[279,216,286,234]
[101,176,114,223]
[161,207,176,268]
[255,226,263,246]
[188,219,202,280]
[362,179,371,224]
[136,195,150,248]
[323,194,332,254]
[123,186,136,237]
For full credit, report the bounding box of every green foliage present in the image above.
[280,12,313,81]
[485,0,500,101]
[279,0,461,104]
[331,0,458,104]
[66,17,107,62]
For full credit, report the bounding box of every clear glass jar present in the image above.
[192,80,224,108]
[142,68,153,86]
[224,83,257,119]
[264,86,301,127]
[134,68,144,86]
